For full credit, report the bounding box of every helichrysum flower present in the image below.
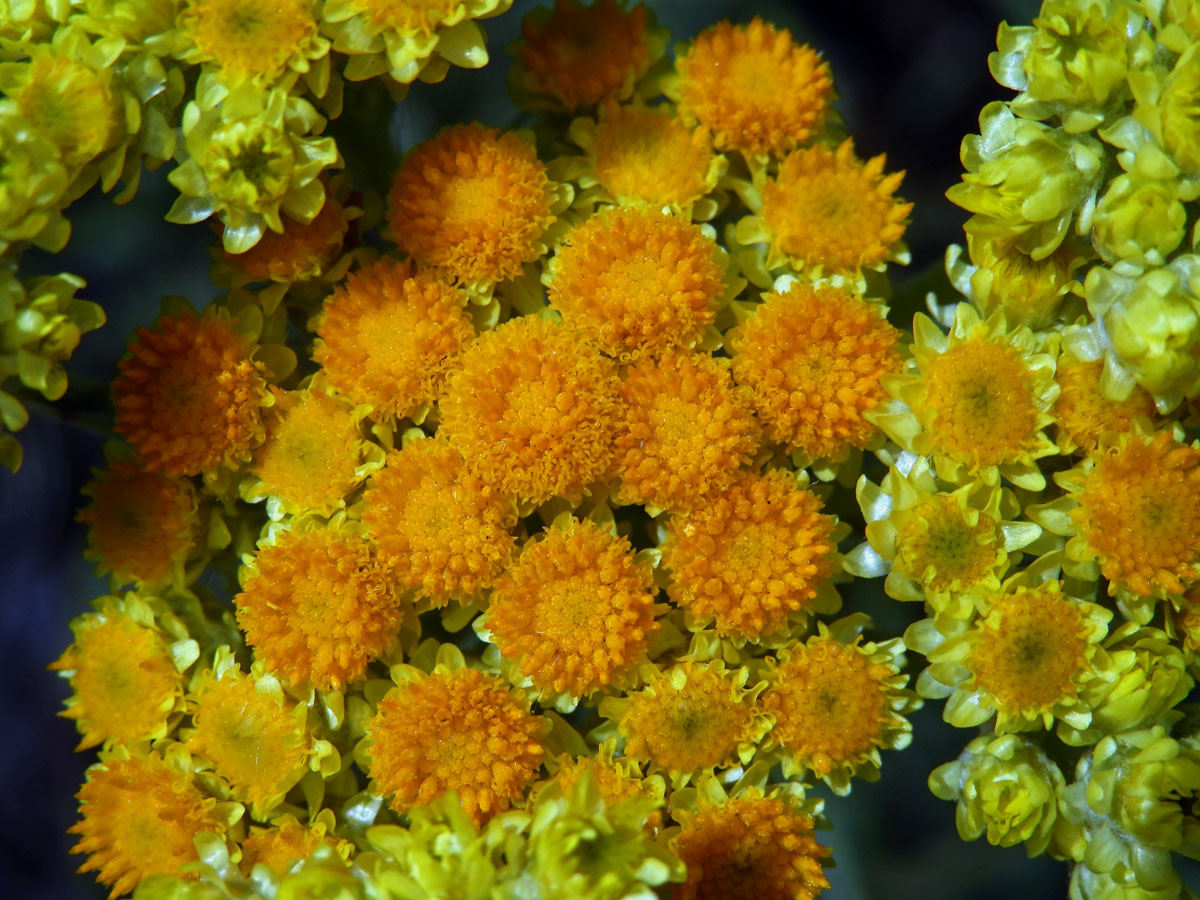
[439,315,619,505]
[0,110,70,254]
[225,192,350,284]
[363,646,545,823]
[929,733,1066,857]
[387,124,563,292]
[1131,42,1200,176]
[871,304,1059,490]
[1051,347,1156,455]
[762,616,919,795]
[68,0,180,46]
[727,281,901,461]
[363,435,517,606]
[539,742,666,832]
[661,468,837,641]
[669,17,832,160]
[545,206,727,363]
[611,349,760,513]
[239,811,353,877]
[1089,170,1199,269]
[234,526,405,691]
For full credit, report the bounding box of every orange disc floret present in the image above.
[672,791,830,900]
[70,752,225,900]
[662,469,836,640]
[77,461,195,585]
[388,124,556,286]
[759,140,911,275]
[366,667,544,823]
[227,197,349,283]
[363,437,517,605]
[50,611,184,750]
[439,316,619,504]
[516,0,652,112]
[547,207,725,361]
[113,308,268,476]
[486,516,660,697]
[673,17,832,157]
[1071,432,1200,598]
[235,529,405,690]
[588,101,717,210]
[1053,356,1155,454]
[728,285,901,459]
[314,257,475,422]
[612,350,760,512]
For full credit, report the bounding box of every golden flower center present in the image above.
[895,496,999,593]
[590,103,714,209]
[18,57,119,167]
[181,0,317,80]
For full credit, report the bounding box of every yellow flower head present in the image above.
[1052,351,1155,455]
[540,743,665,831]
[739,140,911,282]
[603,660,763,781]
[662,469,837,642]
[70,750,229,900]
[728,283,900,461]
[314,258,475,423]
[77,460,196,585]
[235,527,405,691]
[363,436,517,606]
[113,306,270,476]
[483,515,660,699]
[239,812,353,877]
[763,617,919,795]
[0,110,69,254]
[513,0,660,112]
[1133,44,1200,176]
[176,0,328,86]
[671,17,832,159]
[546,206,726,362]
[872,304,1059,490]
[439,316,619,505]
[50,599,188,750]
[612,349,760,513]
[227,194,349,283]
[572,101,724,213]
[365,651,545,823]
[69,0,180,44]
[388,124,558,289]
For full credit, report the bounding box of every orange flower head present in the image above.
[314,258,474,422]
[240,816,352,877]
[367,666,544,823]
[548,207,725,362]
[227,198,349,283]
[363,438,517,606]
[1053,356,1155,454]
[760,140,911,275]
[77,461,195,585]
[70,753,225,900]
[672,791,830,900]
[388,124,556,286]
[674,17,832,157]
[517,0,653,111]
[662,469,836,640]
[486,516,660,697]
[113,308,268,476]
[545,750,663,829]
[439,316,619,504]
[236,529,405,691]
[729,285,901,459]
[613,350,760,512]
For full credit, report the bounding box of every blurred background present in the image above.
[3,0,1143,897]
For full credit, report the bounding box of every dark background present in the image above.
[3,1,1143,897]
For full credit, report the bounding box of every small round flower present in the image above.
[50,600,188,750]
[365,657,544,823]
[662,469,837,641]
[512,0,661,112]
[547,207,726,362]
[671,785,830,900]
[0,110,70,254]
[762,618,918,795]
[738,140,911,282]
[239,812,353,876]
[1134,43,1200,176]
[314,258,475,423]
[671,17,832,159]
[69,750,230,899]
[728,283,901,460]
[77,461,196,585]
[602,660,764,781]
[871,304,1059,490]
[540,743,665,831]
[907,581,1112,734]
[363,436,517,606]
[176,0,328,86]
[226,194,349,283]
[483,515,660,699]
[235,527,405,691]
[388,124,559,289]
[113,307,270,476]
[1052,352,1155,455]
[612,350,760,512]
[439,316,620,505]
